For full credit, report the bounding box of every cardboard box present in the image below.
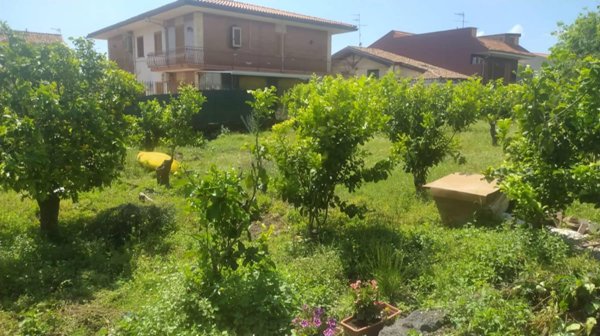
[424,173,508,225]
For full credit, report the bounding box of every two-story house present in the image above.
[369,27,534,83]
[88,0,356,95]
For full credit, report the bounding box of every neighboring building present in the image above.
[88,0,356,95]
[0,30,63,44]
[519,52,549,73]
[332,46,468,82]
[370,27,534,83]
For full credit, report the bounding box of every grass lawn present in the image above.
[1,121,599,335]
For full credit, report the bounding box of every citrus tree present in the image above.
[159,85,205,186]
[380,74,478,193]
[490,59,600,225]
[0,24,143,236]
[479,79,519,146]
[271,76,393,236]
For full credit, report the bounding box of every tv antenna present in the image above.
[353,14,367,47]
[454,12,467,28]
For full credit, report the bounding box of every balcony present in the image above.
[147,47,203,70]
[147,47,327,74]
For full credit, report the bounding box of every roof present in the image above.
[0,30,63,44]
[333,46,469,80]
[89,0,355,38]
[477,37,533,57]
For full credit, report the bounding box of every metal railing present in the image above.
[146,46,327,73]
[147,47,204,68]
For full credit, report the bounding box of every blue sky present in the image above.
[1,0,597,55]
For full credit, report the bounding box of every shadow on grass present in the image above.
[0,203,175,310]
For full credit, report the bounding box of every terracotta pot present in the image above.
[340,303,400,336]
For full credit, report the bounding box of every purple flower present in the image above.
[314,307,324,317]
[300,319,309,328]
[313,317,322,327]
[327,318,336,328]
[323,327,336,336]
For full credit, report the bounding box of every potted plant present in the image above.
[340,280,401,336]
[292,305,338,336]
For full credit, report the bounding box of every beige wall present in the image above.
[331,55,424,79]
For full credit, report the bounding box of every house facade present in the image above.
[370,28,534,83]
[332,46,468,82]
[88,0,355,95]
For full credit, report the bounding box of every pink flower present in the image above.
[323,327,336,336]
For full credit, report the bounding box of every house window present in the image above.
[471,55,484,65]
[231,26,242,48]
[367,69,380,78]
[136,36,145,58]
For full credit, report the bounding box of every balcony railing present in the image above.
[147,47,203,69]
[146,46,327,73]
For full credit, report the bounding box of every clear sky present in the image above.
[1,0,598,55]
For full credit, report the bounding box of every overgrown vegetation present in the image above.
[1,9,600,336]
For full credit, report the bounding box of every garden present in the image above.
[1,7,600,336]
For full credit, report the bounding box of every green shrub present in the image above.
[112,272,220,336]
[450,286,532,335]
[278,246,346,312]
[272,75,393,236]
[190,258,294,335]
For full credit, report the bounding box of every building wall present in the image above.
[202,13,328,74]
[107,34,134,73]
[370,28,488,77]
[132,24,167,93]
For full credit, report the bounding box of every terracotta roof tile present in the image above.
[335,46,469,80]
[199,0,355,29]
[89,0,355,38]
[0,30,63,44]
[477,37,533,57]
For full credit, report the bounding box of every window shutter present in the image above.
[231,26,242,48]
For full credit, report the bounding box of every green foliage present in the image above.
[162,84,206,156]
[380,73,476,191]
[553,5,600,59]
[271,75,393,235]
[189,167,262,277]
[479,79,519,146]
[490,59,600,225]
[244,86,278,194]
[516,270,600,335]
[112,272,221,336]
[188,258,294,336]
[136,99,165,151]
[450,286,532,336]
[277,245,346,312]
[0,24,143,233]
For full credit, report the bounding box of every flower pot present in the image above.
[340,303,400,336]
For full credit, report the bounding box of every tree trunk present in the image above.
[156,159,173,187]
[413,172,427,196]
[489,120,498,146]
[37,194,60,237]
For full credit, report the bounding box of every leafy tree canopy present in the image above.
[0,23,143,234]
